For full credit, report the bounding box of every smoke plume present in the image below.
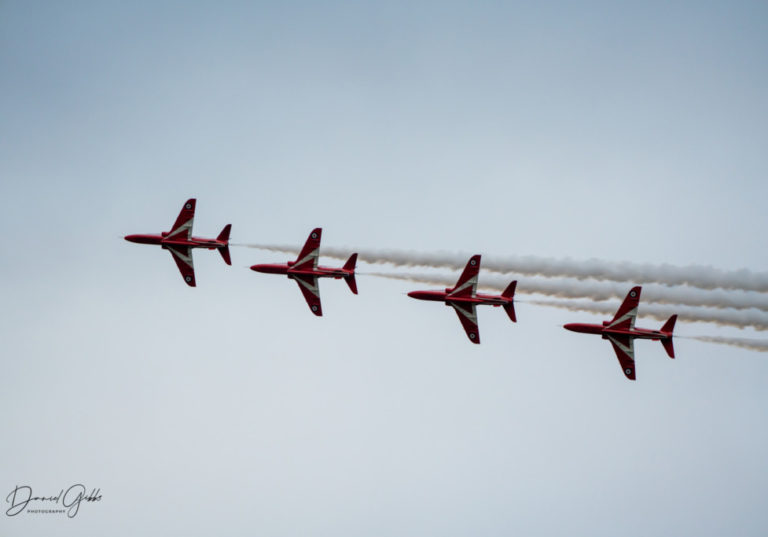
[363,271,768,330]
[526,299,768,331]
[235,244,768,293]
[369,271,768,317]
[687,336,768,353]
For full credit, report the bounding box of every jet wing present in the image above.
[606,334,636,380]
[606,286,641,330]
[166,245,196,287]
[293,228,321,271]
[166,198,196,241]
[448,255,480,298]
[451,302,480,344]
[293,273,322,316]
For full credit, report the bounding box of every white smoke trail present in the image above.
[527,299,768,332]
[367,271,768,313]
[364,271,768,331]
[687,336,768,353]
[235,243,768,293]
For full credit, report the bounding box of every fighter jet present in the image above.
[124,198,231,287]
[407,255,517,343]
[250,228,357,316]
[564,286,677,380]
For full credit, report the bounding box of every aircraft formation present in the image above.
[125,198,679,381]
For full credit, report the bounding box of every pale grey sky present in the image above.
[2,2,768,536]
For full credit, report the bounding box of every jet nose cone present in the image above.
[563,323,577,332]
[408,290,434,301]
[124,234,138,243]
[250,264,276,273]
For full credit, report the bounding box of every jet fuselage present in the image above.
[407,289,513,307]
[250,263,353,279]
[563,322,672,341]
[124,233,226,250]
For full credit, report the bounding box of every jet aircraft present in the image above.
[124,198,231,287]
[407,255,517,343]
[563,286,677,380]
[250,228,357,316]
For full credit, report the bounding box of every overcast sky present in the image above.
[2,2,768,536]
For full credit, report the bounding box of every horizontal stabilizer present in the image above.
[661,338,675,359]
[343,253,358,272]
[345,274,358,294]
[219,245,232,265]
[502,280,517,299]
[217,224,231,242]
[660,315,676,358]
[503,303,517,323]
[661,314,677,334]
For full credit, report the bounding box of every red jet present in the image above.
[124,198,231,287]
[407,255,517,343]
[250,228,357,316]
[564,286,677,380]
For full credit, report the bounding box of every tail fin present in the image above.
[661,338,675,359]
[344,274,358,294]
[501,280,517,322]
[219,245,232,265]
[217,224,232,265]
[217,224,231,242]
[661,314,677,334]
[660,314,676,358]
[502,280,517,299]
[343,253,358,294]
[343,253,357,272]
